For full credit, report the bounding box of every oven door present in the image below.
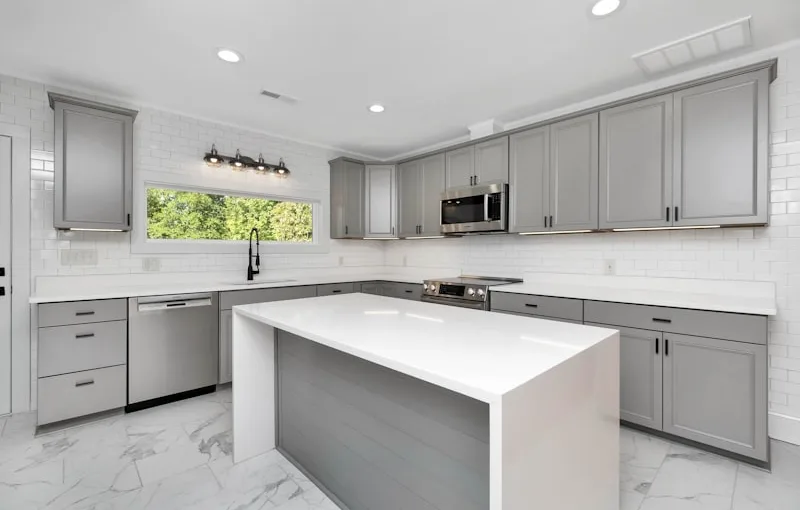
[441,183,507,234]
[421,295,487,310]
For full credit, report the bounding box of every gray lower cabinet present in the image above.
[330,158,365,238]
[490,292,583,322]
[663,333,767,461]
[673,69,769,227]
[445,145,475,188]
[365,165,396,238]
[357,281,421,300]
[599,95,673,229]
[549,113,599,231]
[36,299,128,426]
[358,282,382,295]
[398,153,445,237]
[49,93,136,231]
[219,310,233,385]
[509,126,550,233]
[317,282,356,296]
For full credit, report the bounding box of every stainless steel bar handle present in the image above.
[137,298,213,312]
[484,194,490,222]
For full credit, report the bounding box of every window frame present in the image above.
[131,170,330,254]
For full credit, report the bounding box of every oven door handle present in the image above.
[484,194,490,222]
[421,295,486,310]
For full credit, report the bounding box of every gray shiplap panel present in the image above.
[277,332,489,510]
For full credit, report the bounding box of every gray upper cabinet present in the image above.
[365,165,396,238]
[663,333,767,461]
[445,145,474,188]
[549,113,599,231]
[329,158,365,238]
[50,93,136,231]
[419,153,446,236]
[509,127,550,233]
[397,160,421,238]
[600,95,673,229]
[672,69,769,226]
[474,137,509,184]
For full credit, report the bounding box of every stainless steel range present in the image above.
[421,276,522,310]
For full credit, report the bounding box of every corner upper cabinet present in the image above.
[330,158,365,238]
[509,127,550,233]
[474,136,509,184]
[549,113,599,231]
[599,95,673,229]
[445,146,474,188]
[365,165,397,238]
[50,93,136,231]
[397,159,421,238]
[672,69,769,226]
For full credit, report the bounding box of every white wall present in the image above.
[386,45,800,442]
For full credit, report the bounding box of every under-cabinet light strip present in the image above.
[363,237,400,240]
[519,230,593,235]
[611,225,720,232]
[404,236,446,240]
[69,228,125,232]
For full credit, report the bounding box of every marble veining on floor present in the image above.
[1,388,798,509]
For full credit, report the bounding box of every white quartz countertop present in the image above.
[28,273,429,304]
[234,293,618,403]
[491,273,777,316]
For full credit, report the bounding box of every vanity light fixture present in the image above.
[273,158,290,178]
[519,230,593,235]
[612,225,721,232]
[229,149,247,171]
[254,153,269,174]
[203,144,223,167]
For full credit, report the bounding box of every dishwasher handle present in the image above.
[137,297,213,312]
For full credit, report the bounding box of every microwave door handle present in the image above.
[484,194,490,221]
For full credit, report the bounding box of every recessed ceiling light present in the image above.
[217,49,242,63]
[591,0,622,17]
[368,104,385,113]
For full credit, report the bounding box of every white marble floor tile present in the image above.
[134,440,209,486]
[619,428,672,505]
[732,463,800,510]
[0,414,7,435]
[181,403,231,463]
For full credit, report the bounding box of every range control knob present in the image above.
[467,288,476,296]
[477,288,486,297]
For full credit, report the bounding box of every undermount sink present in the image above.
[229,279,296,286]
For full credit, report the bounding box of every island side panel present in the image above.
[276,330,490,510]
[232,310,277,463]
[498,333,620,510]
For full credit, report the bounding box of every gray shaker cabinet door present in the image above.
[509,127,550,233]
[672,69,769,226]
[219,310,232,384]
[600,95,673,229]
[445,145,475,188]
[474,136,509,184]
[608,325,663,430]
[344,160,365,237]
[398,160,421,237]
[420,153,446,236]
[329,159,347,239]
[54,103,133,230]
[549,113,599,231]
[663,333,767,461]
[365,165,396,238]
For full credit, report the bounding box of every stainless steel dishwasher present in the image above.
[128,293,219,407]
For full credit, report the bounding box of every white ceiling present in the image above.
[0,0,799,160]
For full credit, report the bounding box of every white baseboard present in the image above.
[769,412,800,446]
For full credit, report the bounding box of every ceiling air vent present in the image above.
[259,89,299,104]
[633,17,752,75]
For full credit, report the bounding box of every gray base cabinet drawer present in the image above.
[38,299,127,327]
[358,282,381,295]
[494,309,581,324]
[317,283,355,296]
[39,320,127,378]
[394,283,422,300]
[38,365,126,425]
[220,285,317,310]
[663,333,767,461]
[584,300,766,344]
[490,292,583,322]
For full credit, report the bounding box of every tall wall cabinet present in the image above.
[398,153,446,237]
[49,93,136,231]
[330,158,365,238]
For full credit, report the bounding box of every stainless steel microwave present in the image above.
[440,182,508,234]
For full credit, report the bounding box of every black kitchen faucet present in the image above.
[247,227,260,281]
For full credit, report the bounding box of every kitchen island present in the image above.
[232,293,620,510]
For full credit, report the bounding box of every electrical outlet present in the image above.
[338,256,344,266]
[604,259,616,275]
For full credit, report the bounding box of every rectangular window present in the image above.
[146,187,313,243]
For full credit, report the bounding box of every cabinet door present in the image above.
[419,153,446,236]
[615,325,662,429]
[365,165,396,238]
[330,159,347,239]
[663,333,767,461]
[445,145,475,188]
[359,283,382,295]
[379,283,398,298]
[509,127,550,233]
[549,113,599,231]
[397,160,421,237]
[600,95,673,229]
[219,310,232,384]
[54,103,133,230]
[344,160,365,237]
[672,69,769,226]
[474,137,509,184]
